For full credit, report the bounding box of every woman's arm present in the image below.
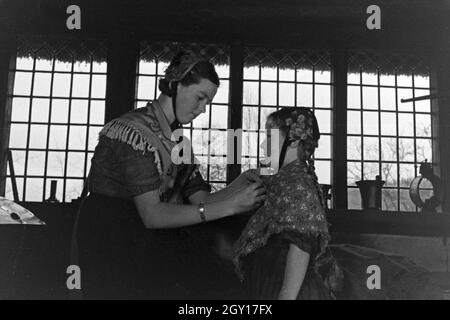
[278,244,310,300]
[134,181,266,229]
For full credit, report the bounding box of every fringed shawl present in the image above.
[99,102,176,176]
[233,159,331,281]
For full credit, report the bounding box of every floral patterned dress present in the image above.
[233,159,339,299]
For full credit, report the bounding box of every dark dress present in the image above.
[76,135,238,299]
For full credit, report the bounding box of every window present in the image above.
[136,42,230,191]
[241,47,333,188]
[5,38,107,202]
[347,52,434,211]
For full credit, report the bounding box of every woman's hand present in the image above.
[229,169,263,191]
[228,181,266,214]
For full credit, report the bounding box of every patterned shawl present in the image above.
[233,158,331,280]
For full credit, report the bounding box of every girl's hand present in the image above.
[229,169,263,191]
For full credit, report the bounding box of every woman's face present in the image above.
[175,78,218,124]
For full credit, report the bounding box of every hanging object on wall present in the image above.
[356,175,385,210]
[409,160,444,213]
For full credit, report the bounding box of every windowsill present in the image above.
[326,209,450,237]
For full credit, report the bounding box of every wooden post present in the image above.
[0,36,16,197]
[431,50,450,212]
[227,43,244,185]
[331,49,349,210]
[104,34,139,122]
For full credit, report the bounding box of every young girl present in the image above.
[233,107,341,300]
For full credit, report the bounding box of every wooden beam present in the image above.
[104,35,139,122]
[328,210,450,237]
[431,50,450,212]
[0,36,16,197]
[331,49,348,209]
[227,43,244,185]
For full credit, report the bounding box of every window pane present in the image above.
[16,57,33,70]
[90,100,105,125]
[192,105,210,128]
[13,72,32,95]
[73,61,91,73]
[297,84,312,106]
[11,97,30,122]
[315,69,331,83]
[214,80,229,104]
[27,151,46,176]
[33,73,52,96]
[243,66,259,80]
[348,162,361,185]
[9,124,28,148]
[347,86,361,109]
[381,138,397,161]
[47,151,66,176]
[362,72,377,85]
[25,178,43,201]
[139,60,156,75]
[261,67,277,81]
[379,73,395,86]
[315,135,330,159]
[209,156,227,181]
[243,81,259,105]
[380,112,396,136]
[10,150,26,175]
[67,152,85,177]
[397,74,413,87]
[347,110,361,134]
[279,68,295,81]
[397,88,413,112]
[380,88,396,110]
[52,73,71,97]
[68,125,87,150]
[347,72,360,85]
[362,86,378,110]
[382,189,398,211]
[398,113,414,137]
[347,137,361,160]
[363,162,379,180]
[88,127,102,151]
[416,114,431,137]
[31,98,50,123]
[242,107,258,130]
[137,76,156,100]
[414,89,431,113]
[381,163,397,187]
[363,111,379,135]
[399,189,415,211]
[209,130,228,156]
[315,160,330,184]
[29,125,48,149]
[242,131,258,156]
[49,125,67,149]
[398,138,415,162]
[297,69,313,83]
[315,84,331,108]
[278,83,295,106]
[260,82,276,105]
[5,177,24,201]
[51,99,69,123]
[70,100,89,124]
[91,75,106,99]
[416,139,433,163]
[72,74,90,97]
[315,109,331,134]
[45,178,64,202]
[211,105,228,129]
[363,137,379,161]
[414,75,430,88]
[65,179,83,201]
[348,187,362,209]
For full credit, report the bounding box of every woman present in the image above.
[76,51,266,299]
[233,107,341,300]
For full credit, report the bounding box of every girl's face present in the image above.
[175,78,218,124]
[260,117,285,172]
